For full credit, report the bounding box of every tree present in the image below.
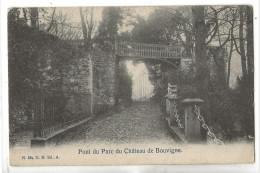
[130,16,150,43]
[192,6,211,124]
[226,7,239,88]
[46,8,56,33]
[30,8,39,28]
[95,7,123,50]
[42,10,74,39]
[79,7,94,49]
[159,7,194,57]
[232,6,254,88]
[130,7,193,53]
[246,6,254,92]
[201,5,255,139]
[244,6,254,136]
[239,6,248,82]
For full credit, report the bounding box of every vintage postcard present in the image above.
[5,4,256,168]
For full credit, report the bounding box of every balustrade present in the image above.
[115,42,182,58]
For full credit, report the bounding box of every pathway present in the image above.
[58,102,176,145]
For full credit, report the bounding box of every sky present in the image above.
[57,6,153,25]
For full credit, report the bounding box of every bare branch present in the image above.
[46,7,56,33]
[217,28,231,49]
[206,6,219,45]
[233,35,241,55]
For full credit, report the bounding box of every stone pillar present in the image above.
[181,98,204,143]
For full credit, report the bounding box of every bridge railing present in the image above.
[115,42,182,58]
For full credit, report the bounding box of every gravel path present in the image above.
[58,102,176,145]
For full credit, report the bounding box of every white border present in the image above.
[1,0,259,173]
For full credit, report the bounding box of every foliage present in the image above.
[94,7,132,107]
[131,13,173,44]
[94,7,123,50]
[129,7,194,57]
[8,13,74,143]
[208,76,254,142]
[150,65,197,113]
[8,21,56,118]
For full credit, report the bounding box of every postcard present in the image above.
[6,4,256,167]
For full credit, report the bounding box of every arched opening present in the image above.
[126,61,154,101]
[117,56,180,105]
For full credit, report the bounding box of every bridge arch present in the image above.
[114,41,193,105]
[130,57,180,69]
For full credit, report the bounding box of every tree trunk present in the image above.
[87,8,94,49]
[246,6,254,80]
[46,8,56,33]
[30,8,38,28]
[79,8,88,49]
[185,31,193,58]
[227,9,236,89]
[192,6,211,125]
[246,6,254,136]
[239,6,248,81]
[183,23,193,58]
[211,48,227,91]
[22,8,28,24]
[227,37,233,89]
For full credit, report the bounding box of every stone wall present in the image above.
[91,49,118,115]
[61,46,93,119]
[9,24,96,138]
[34,41,119,125]
[56,43,118,117]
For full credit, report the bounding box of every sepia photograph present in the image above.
[5,4,256,167]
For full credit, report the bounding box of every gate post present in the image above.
[181,98,204,143]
